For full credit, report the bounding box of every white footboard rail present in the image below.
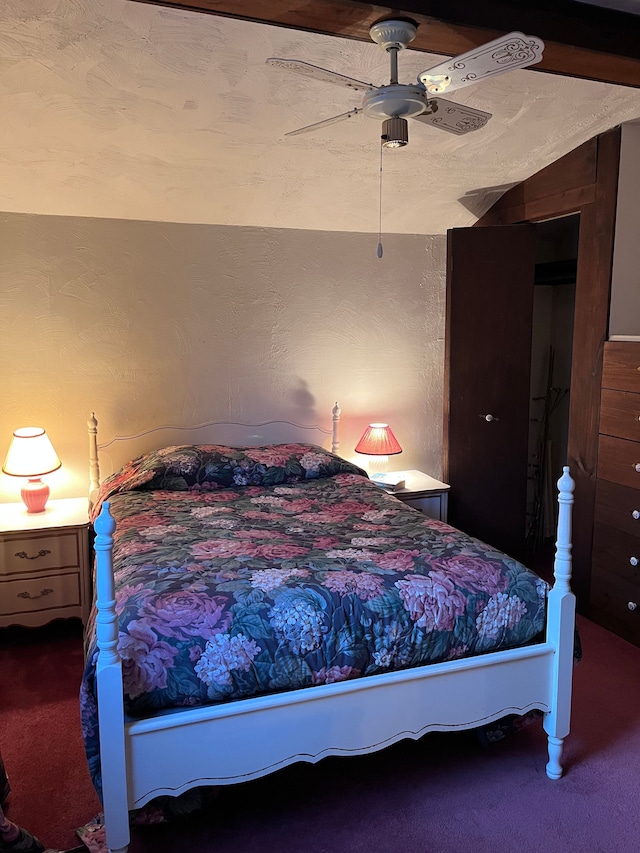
[92,469,576,853]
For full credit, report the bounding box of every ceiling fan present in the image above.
[267,19,545,147]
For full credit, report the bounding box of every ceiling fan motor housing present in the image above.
[362,84,427,119]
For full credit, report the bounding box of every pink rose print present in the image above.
[433,555,507,596]
[377,549,421,573]
[191,539,259,559]
[395,572,467,632]
[254,543,309,559]
[139,589,231,639]
[245,447,291,466]
[312,665,361,685]
[118,619,179,699]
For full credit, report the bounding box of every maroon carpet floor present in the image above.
[1,614,639,852]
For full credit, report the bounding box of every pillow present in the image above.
[98,443,367,500]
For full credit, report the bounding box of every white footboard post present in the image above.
[94,502,130,853]
[543,467,576,780]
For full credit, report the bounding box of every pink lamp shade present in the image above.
[355,423,402,456]
[2,427,61,513]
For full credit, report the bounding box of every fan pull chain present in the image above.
[377,137,384,259]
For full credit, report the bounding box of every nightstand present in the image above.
[385,470,450,521]
[0,497,90,629]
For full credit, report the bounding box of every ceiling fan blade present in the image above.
[418,32,544,95]
[412,98,492,135]
[285,108,363,137]
[267,58,376,93]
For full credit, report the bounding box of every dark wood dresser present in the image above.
[590,341,640,645]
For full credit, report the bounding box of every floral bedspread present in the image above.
[81,443,547,798]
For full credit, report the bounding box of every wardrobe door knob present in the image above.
[635,463,640,473]
[630,557,639,567]
[633,510,640,520]
[628,602,638,612]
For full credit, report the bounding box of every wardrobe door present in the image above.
[444,223,536,560]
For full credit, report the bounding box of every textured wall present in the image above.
[0,213,446,502]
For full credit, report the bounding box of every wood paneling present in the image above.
[129,0,640,87]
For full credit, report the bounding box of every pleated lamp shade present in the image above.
[355,423,402,456]
[2,427,61,513]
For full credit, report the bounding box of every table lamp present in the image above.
[355,422,402,475]
[2,427,61,513]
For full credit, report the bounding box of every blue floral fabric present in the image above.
[81,448,548,798]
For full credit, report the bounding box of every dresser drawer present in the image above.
[597,434,640,489]
[602,341,640,393]
[599,388,640,442]
[595,479,640,535]
[590,564,640,646]
[0,530,80,578]
[592,522,640,586]
[0,571,81,617]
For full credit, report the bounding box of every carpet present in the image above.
[2,615,640,852]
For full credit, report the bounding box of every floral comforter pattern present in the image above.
[81,446,547,797]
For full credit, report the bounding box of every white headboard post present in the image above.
[332,402,341,456]
[88,412,100,505]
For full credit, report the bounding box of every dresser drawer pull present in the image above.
[630,557,639,567]
[629,602,638,612]
[17,588,54,601]
[14,549,52,561]
[636,463,640,474]
[633,510,640,520]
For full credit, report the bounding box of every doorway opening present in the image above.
[526,214,579,580]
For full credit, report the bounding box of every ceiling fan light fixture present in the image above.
[381,117,408,148]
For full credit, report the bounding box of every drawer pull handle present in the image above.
[14,549,51,561]
[636,464,640,474]
[17,588,54,601]
[633,510,640,520]
[630,557,639,567]
[479,414,499,422]
[629,602,638,612]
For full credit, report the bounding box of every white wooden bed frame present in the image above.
[88,406,576,853]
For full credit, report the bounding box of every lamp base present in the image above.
[21,478,50,513]
[367,455,389,476]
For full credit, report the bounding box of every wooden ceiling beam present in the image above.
[128,0,640,87]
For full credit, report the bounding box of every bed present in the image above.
[84,406,576,853]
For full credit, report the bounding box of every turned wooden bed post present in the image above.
[88,412,100,506]
[544,466,576,779]
[331,402,341,456]
[94,502,130,853]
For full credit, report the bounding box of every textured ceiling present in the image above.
[2,0,640,235]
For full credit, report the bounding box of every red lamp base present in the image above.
[21,478,50,513]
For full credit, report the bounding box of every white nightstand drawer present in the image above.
[0,530,81,578]
[0,571,81,617]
